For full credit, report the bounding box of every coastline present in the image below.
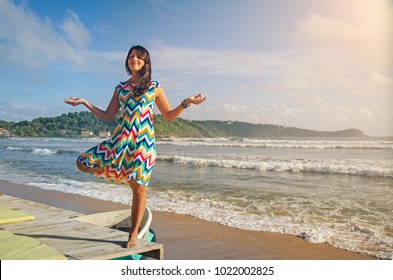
[0,179,375,260]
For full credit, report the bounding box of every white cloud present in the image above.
[369,72,393,90]
[62,9,91,49]
[295,13,363,51]
[93,24,112,35]
[214,95,392,136]
[0,101,59,121]
[293,0,393,70]
[0,0,86,68]
[0,0,121,70]
[150,42,285,77]
[148,5,393,136]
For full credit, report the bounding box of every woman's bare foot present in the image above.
[126,234,138,248]
[89,166,105,173]
[76,160,104,173]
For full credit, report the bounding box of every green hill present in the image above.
[0,111,365,138]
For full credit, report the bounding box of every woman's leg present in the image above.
[76,159,104,173]
[127,179,147,248]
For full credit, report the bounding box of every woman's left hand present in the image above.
[64,97,85,107]
[186,93,207,106]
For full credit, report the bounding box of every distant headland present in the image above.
[0,111,366,138]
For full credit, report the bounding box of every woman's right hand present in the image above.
[64,97,85,107]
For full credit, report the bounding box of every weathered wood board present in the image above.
[0,195,163,260]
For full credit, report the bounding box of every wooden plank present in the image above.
[71,239,163,260]
[73,209,131,227]
[0,195,164,260]
[144,247,164,260]
[0,207,35,224]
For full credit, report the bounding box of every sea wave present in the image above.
[158,155,393,177]
[31,148,57,155]
[9,137,103,143]
[26,179,131,205]
[156,138,393,150]
[5,146,79,156]
[5,146,23,151]
[147,188,393,259]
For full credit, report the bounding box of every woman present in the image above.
[64,45,207,248]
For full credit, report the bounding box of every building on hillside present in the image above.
[80,130,94,137]
[98,131,111,138]
[0,128,12,137]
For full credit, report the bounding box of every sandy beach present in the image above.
[0,179,375,260]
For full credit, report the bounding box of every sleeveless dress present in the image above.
[77,81,161,186]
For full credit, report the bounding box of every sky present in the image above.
[0,0,392,136]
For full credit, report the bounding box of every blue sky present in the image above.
[0,0,392,136]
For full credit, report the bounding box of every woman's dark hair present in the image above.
[125,45,152,97]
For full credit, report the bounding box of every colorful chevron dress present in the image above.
[77,81,161,186]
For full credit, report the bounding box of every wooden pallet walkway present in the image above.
[0,195,164,260]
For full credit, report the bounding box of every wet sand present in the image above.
[0,180,375,260]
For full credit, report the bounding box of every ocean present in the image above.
[0,137,392,259]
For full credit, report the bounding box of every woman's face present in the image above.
[128,49,145,73]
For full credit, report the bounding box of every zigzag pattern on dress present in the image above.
[78,81,161,186]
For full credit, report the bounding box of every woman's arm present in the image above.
[155,87,207,122]
[64,90,120,122]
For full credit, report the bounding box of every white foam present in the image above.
[157,138,393,150]
[146,188,393,259]
[31,148,57,155]
[300,229,334,243]
[26,178,131,205]
[5,146,23,151]
[158,155,393,177]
